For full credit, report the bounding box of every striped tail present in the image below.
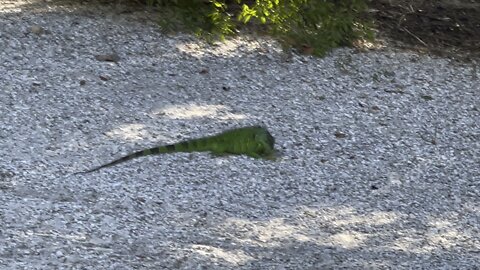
[76,143,183,174]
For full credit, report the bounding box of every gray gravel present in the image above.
[1,1,479,269]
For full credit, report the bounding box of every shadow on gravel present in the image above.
[186,238,478,269]
[171,203,478,269]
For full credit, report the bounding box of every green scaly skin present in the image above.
[77,126,275,174]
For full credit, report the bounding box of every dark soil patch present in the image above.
[370,0,480,59]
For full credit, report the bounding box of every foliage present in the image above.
[148,0,236,41]
[146,0,373,56]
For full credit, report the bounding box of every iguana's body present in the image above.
[78,126,275,173]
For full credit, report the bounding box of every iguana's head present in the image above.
[253,127,275,155]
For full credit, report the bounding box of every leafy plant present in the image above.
[146,0,373,56]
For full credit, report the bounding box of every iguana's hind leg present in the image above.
[210,151,229,157]
[245,152,262,159]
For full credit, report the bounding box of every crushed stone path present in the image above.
[0,1,479,269]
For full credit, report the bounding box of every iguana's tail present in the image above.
[76,138,212,174]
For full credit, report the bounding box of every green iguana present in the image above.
[77,126,275,173]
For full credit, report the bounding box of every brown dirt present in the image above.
[369,0,480,59]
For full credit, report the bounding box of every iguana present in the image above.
[77,125,275,173]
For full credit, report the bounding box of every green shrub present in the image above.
[148,0,236,41]
[147,0,373,56]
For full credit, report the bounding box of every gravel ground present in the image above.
[1,1,479,269]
